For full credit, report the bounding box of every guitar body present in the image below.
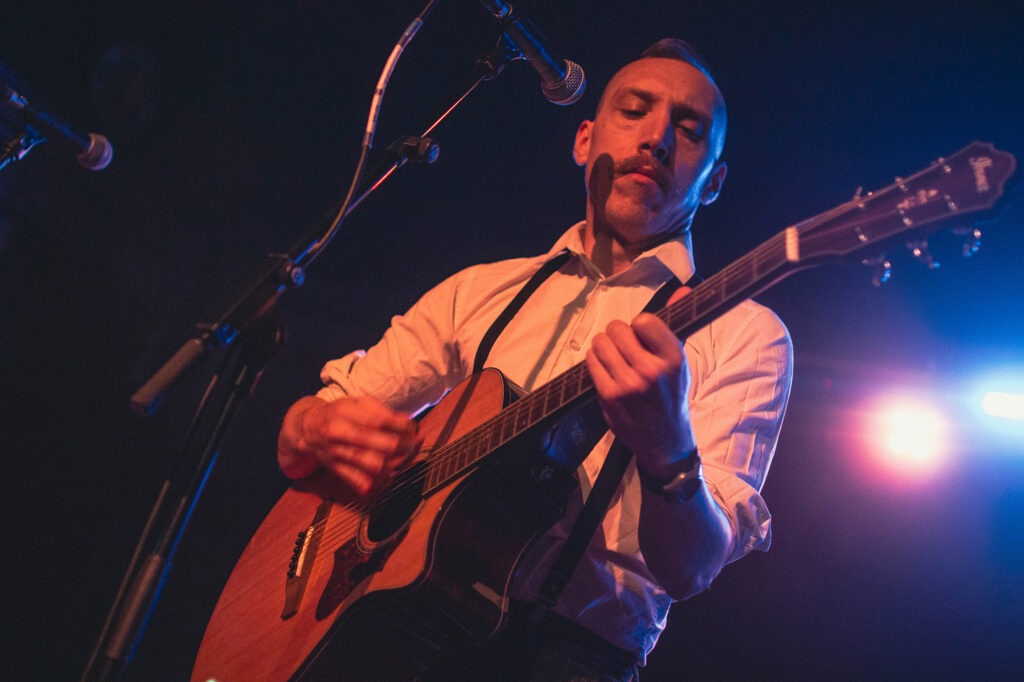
[192,369,577,681]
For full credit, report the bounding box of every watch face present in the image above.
[675,475,703,501]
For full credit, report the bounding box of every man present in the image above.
[278,38,792,680]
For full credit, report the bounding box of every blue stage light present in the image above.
[982,391,1024,422]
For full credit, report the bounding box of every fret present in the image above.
[723,270,745,299]
[553,375,565,408]
[465,437,481,466]
[536,382,552,419]
[665,292,693,335]
[550,376,568,415]
[704,281,723,306]
[756,233,785,274]
[426,454,442,488]
[562,372,577,406]
[528,391,546,424]
[747,247,763,281]
[439,447,456,481]
[553,377,570,414]
[498,410,515,443]
[578,366,589,393]
[514,401,530,432]
[488,421,503,451]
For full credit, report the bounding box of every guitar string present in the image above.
[249,174,957,591]
[214,233,798,615]
[277,233,794,553]
[213,153,983,612]
[298,232,795,553]
[267,177,949,572]
[209,230,799,613]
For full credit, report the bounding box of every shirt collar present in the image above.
[547,220,697,285]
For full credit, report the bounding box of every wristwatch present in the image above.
[637,449,703,502]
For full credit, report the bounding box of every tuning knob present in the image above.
[906,239,940,270]
[862,255,892,286]
[954,226,983,257]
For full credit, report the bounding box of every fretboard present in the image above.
[423,228,800,492]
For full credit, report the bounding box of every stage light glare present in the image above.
[866,399,950,479]
[886,407,943,458]
[981,391,1024,421]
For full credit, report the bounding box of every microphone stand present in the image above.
[0,129,44,173]
[81,36,521,682]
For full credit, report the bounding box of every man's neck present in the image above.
[582,215,693,277]
[583,228,637,277]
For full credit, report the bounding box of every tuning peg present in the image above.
[953,225,982,257]
[861,255,892,286]
[906,239,940,270]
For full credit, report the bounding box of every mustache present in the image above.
[614,154,672,193]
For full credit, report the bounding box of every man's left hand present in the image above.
[585,312,697,479]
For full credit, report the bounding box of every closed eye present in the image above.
[677,124,702,141]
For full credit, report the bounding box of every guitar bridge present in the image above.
[281,499,332,619]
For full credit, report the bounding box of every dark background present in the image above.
[2,1,1022,680]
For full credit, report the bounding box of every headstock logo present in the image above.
[970,156,993,193]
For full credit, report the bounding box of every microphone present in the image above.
[2,84,113,170]
[478,1,585,105]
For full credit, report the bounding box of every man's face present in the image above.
[574,57,727,250]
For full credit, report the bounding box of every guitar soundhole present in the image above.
[366,461,426,543]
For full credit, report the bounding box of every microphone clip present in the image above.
[0,128,44,173]
[476,33,524,82]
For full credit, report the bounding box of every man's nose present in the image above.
[638,113,673,164]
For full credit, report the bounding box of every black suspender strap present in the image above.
[467,248,700,616]
[472,249,572,374]
[534,271,697,615]
[534,437,635,613]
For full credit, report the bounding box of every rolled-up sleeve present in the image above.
[315,273,464,413]
[685,301,793,563]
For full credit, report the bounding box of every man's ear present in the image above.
[700,160,728,205]
[572,120,592,166]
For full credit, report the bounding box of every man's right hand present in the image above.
[277,395,422,502]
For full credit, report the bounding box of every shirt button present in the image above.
[570,340,581,351]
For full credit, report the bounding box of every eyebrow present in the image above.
[613,87,712,125]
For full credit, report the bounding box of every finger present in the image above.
[603,317,680,375]
[586,342,643,409]
[591,325,658,391]
[389,433,423,467]
[326,454,385,498]
[343,396,419,436]
[320,399,419,454]
[630,313,683,363]
[585,345,615,394]
[587,332,631,385]
[322,442,386,476]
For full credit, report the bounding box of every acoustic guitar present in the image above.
[192,142,1015,681]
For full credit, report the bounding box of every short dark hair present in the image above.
[592,38,727,158]
[639,38,716,82]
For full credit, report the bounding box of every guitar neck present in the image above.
[425,140,1017,491]
[425,228,803,491]
[659,228,801,338]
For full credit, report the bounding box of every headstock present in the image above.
[795,142,1016,270]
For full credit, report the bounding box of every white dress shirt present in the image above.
[317,222,792,661]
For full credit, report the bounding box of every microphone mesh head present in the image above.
[542,60,586,106]
[79,133,114,171]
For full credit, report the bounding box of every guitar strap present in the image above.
[473,249,572,374]
[469,247,700,617]
[533,271,698,617]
